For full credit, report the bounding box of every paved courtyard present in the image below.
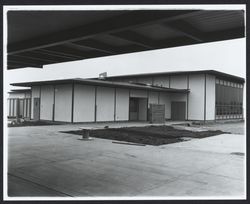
[7,121,245,199]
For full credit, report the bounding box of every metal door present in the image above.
[171,101,186,121]
[129,98,139,121]
[33,98,40,120]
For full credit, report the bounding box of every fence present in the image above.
[7,98,31,119]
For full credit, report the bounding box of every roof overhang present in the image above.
[8,89,31,94]
[10,79,189,93]
[7,10,245,70]
[106,70,245,83]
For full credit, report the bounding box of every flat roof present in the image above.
[105,70,245,83]
[10,78,189,93]
[8,10,245,70]
[8,89,31,94]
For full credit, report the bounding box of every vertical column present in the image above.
[39,86,41,120]
[94,86,97,122]
[71,83,75,123]
[187,74,189,120]
[114,88,116,121]
[128,89,131,120]
[204,74,207,122]
[53,85,56,121]
[8,99,11,117]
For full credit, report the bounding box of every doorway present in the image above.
[129,97,148,121]
[171,101,186,121]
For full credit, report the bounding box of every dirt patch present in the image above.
[61,125,226,146]
[8,120,63,127]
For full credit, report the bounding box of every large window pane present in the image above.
[215,79,243,119]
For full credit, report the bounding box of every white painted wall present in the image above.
[40,85,54,121]
[170,75,188,89]
[54,84,72,122]
[148,91,159,106]
[205,74,216,120]
[96,87,115,122]
[130,89,147,98]
[73,84,95,122]
[188,74,205,120]
[153,76,170,88]
[31,86,40,119]
[115,88,129,121]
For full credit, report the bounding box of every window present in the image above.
[215,78,243,119]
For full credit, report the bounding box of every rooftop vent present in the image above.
[99,72,107,80]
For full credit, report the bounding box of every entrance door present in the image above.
[171,101,186,121]
[129,98,139,121]
[129,97,148,121]
[33,98,40,120]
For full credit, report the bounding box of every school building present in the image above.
[9,70,244,123]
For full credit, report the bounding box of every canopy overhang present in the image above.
[10,78,190,93]
[7,10,245,70]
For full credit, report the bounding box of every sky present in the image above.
[5,38,246,91]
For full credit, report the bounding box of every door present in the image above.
[171,101,186,121]
[129,97,148,121]
[33,98,40,120]
[129,98,139,121]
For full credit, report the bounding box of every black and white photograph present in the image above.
[3,3,246,201]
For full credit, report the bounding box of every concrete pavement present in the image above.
[7,122,245,198]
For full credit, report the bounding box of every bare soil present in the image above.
[8,120,63,127]
[62,125,227,146]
